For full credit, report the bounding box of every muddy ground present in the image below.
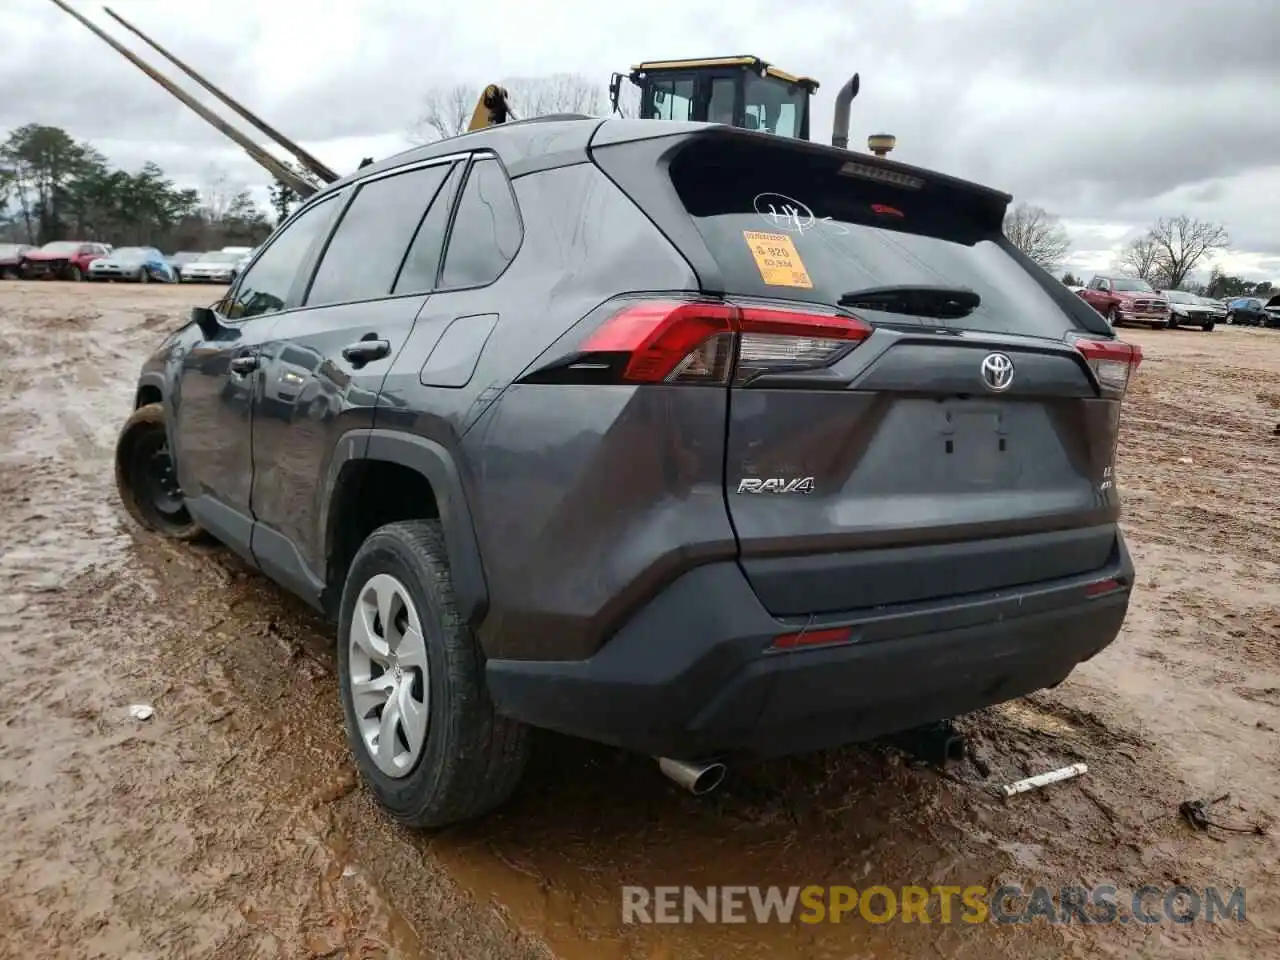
[0,281,1276,959]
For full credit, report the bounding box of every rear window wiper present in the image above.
[837,285,980,319]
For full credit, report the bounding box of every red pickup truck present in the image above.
[1078,275,1171,328]
[19,241,111,281]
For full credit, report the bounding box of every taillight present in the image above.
[1071,336,1143,397]
[576,299,871,385]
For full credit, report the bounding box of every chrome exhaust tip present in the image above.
[656,757,727,796]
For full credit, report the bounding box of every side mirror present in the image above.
[190,305,224,340]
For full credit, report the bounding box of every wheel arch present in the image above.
[322,429,489,627]
[135,373,165,409]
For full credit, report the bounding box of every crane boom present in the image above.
[101,5,340,185]
[44,0,319,199]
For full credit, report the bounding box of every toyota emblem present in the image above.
[980,352,1014,392]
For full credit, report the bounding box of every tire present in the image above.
[69,265,83,282]
[337,520,529,828]
[1168,313,1179,329]
[1107,307,1121,327]
[1202,320,1215,332]
[0,266,16,280]
[138,268,150,284]
[113,402,205,540]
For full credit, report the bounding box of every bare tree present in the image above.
[1114,234,1162,280]
[409,83,477,144]
[1003,202,1071,272]
[409,74,613,145]
[501,73,606,118]
[198,163,241,223]
[1148,214,1229,291]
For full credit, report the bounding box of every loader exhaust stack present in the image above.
[830,73,860,150]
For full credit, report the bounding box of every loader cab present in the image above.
[611,56,818,141]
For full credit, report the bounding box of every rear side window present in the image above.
[669,139,1083,338]
[393,163,463,295]
[307,163,453,306]
[439,157,522,290]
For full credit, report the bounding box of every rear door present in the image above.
[653,135,1134,615]
[248,157,461,591]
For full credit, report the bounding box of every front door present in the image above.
[173,191,344,559]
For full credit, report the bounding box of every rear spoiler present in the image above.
[592,119,1013,211]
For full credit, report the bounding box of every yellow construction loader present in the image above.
[47,0,891,200]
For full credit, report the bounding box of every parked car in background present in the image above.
[179,250,243,283]
[233,247,257,279]
[1266,295,1280,328]
[1226,297,1272,326]
[88,246,177,283]
[19,241,111,281]
[166,251,201,274]
[1080,276,1171,328]
[0,243,34,279]
[1198,295,1229,325]
[1161,289,1217,331]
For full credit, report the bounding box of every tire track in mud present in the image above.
[0,284,540,960]
[1,286,1278,959]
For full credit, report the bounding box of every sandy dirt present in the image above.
[0,281,1276,959]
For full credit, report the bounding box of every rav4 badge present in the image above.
[737,477,817,494]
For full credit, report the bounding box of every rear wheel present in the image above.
[114,402,204,540]
[0,266,17,280]
[337,520,530,828]
[1202,319,1215,332]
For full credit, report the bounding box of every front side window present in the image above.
[307,162,454,307]
[439,158,522,290]
[225,196,338,320]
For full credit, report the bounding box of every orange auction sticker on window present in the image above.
[743,231,813,288]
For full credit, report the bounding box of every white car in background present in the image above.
[233,247,258,277]
[179,250,244,283]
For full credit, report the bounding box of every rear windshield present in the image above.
[669,140,1084,338]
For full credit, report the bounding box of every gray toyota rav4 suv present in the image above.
[114,115,1140,826]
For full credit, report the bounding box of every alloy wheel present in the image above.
[348,573,430,778]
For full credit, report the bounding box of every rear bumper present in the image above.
[486,532,1134,758]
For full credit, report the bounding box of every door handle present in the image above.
[342,338,391,366]
[229,355,259,375]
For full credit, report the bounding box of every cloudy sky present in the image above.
[4,0,1277,280]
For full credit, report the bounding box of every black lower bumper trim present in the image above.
[486,535,1135,758]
